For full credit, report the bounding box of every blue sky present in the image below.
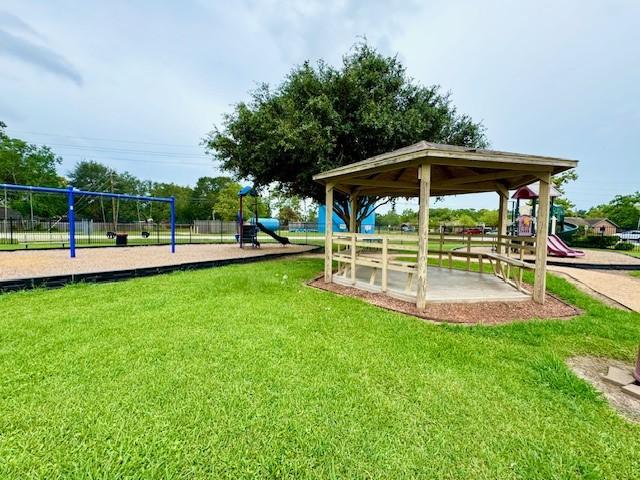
[0,0,638,211]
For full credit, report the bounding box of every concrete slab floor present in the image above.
[333,265,529,303]
[602,366,636,387]
[622,383,640,400]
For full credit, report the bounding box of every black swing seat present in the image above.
[141,231,150,238]
[106,231,116,239]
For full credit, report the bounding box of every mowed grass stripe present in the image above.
[0,258,639,478]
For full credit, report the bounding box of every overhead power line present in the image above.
[40,143,208,159]
[12,130,203,148]
[58,153,218,167]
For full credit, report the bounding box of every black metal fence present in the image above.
[0,219,323,250]
[2,218,638,253]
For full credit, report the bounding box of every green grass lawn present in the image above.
[1,258,639,478]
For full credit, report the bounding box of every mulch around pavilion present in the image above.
[309,276,580,325]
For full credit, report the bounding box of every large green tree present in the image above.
[551,170,578,216]
[191,176,236,220]
[0,121,66,218]
[149,183,195,224]
[68,160,145,225]
[587,192,640,230]
[0,122,62,187]
[204,43,488,227]
[270,191,303,224]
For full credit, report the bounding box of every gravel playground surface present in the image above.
[0,244,315,281]
[549,266,640,313]
[468,247,640,268]
[548,248,640,266]
[309,276,579,325]
[469,246,640,267]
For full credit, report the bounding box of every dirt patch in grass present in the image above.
[567,356,640,423]
[308,276,580,325]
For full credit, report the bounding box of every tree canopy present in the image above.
[377,206,499,229]
[586,192,640,230]
[0,121,66,218]
[65,161,271,224]
[204,43,488,226]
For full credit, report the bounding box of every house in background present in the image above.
[565,217,619,235]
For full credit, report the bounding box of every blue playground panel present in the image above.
[317,205,376,234]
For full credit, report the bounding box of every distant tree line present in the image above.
[3,120,636,229]
[582,192,640,230]
[377,206,499,228]
[0,122,302,224]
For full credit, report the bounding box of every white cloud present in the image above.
[0,11,82,85]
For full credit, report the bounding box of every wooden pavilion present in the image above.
[313,142,578,309]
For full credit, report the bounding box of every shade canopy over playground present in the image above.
[313,141,578,309]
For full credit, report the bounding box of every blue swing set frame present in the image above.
[0,182,176,258]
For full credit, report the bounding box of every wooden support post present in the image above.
[416,163,431,310]
[381,237,388,292]
[349,194,358,233]
[439,229,444,267]
[496,189,509,275]
[519,240,525,288]
[533,173,551,303]
[324,183,334,283]
[350,235,357,285]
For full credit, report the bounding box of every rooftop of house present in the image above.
[565,217,620,228]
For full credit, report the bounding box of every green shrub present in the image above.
[569,235,619,249]
[614,242,635,251]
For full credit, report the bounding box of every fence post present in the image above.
[9,217,13,245]
[170,197,176,253]
[382,237,388,292]
[350,234,357,285]
[67,186,76,258]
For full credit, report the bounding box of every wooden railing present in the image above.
[330,231,536,295]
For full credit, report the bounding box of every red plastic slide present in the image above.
[547,234,585,257]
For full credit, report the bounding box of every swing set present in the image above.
[0,182,176,258]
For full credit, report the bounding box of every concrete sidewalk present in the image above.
[549,266,640,313]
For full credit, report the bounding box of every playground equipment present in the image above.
[512,182,583,257]
[236,186,290,248]
[0,183,175,258]
[547,234,585,258]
